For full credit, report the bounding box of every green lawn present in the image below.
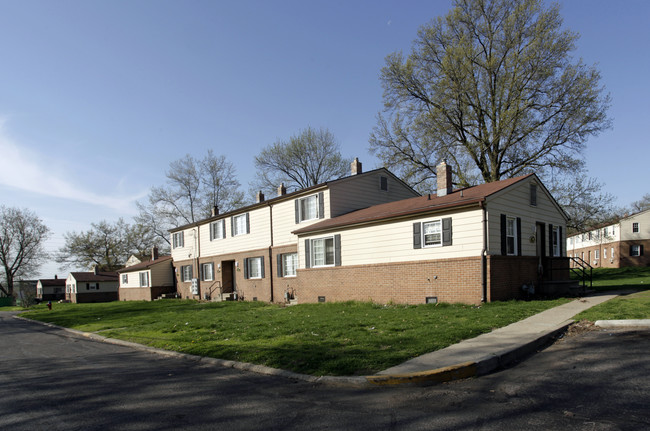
[21,298,568,376]
[577,266,650,291]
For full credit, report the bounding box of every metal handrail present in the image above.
[569,256,593,289]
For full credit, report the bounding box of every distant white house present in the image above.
[117,247,174,301]
[36,276,66,301]
[65,269,118,303]
[567,208,650,268]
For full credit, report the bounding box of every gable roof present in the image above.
[37,278,66,287]
[117,255,172,273]
[293,174,536,235]
[70,272,119,282]
[169,167,418,233]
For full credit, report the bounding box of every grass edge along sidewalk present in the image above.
[20,298,570,377]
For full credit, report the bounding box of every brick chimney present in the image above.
[436,160,453,197]
[256,190,265,203]
[93,265,99,275]
[151,246,159,261]
[351,158,362,175]
[277,183,286,196]
[211,206,219,217]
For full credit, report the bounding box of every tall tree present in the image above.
[136,152,244,245]
[0,206,50,298]
[253,127,349,195]
[370,0,610,193]
[629,193,650,213]
[56,219,166,271]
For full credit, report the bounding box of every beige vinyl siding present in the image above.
[297,208,483,268]
[273,190,331,246]
[170,228,197,262]
[328,172,419,217]
[69,275,118,293]
[120,270,149,288]
[486,178,566,256]
[620,209,650,241]
[200,207,272,256]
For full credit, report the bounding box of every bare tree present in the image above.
[56,219,166,271]
[0,206,50,298]
[370,0,611,192]
[253,127,349,195]
[629,194,650,213]
[137,152,245,245]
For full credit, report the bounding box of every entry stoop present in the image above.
[540,280,583,297]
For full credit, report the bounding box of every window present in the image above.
[313,237,335,267]
[279,253,297,277]
[506,217,517,255]
[295,192,324,223]
[201,263,214,281]
[297,195,318,222]
[181,265,193,282]
[603,248,607,259]
[632,222,639,233]
[305,235,341,268]
[594,249,600,260]
[380,176,388,191]
[530,183,537,206]
[588,232,592,241]
[611,247,615,258]
[423,220,442,247]
[232,213,249,236]
[139,272,149,287]
[630,245,643,257]
[210,220,225,241]
[603,227,608,236]
[173,231,184,249]
[121,274,128,284]
[244,257,264,279]
[552,227,560,257]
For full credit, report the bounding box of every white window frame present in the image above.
[422,219,442,247]
[611,247,615,258]
[139,272,149,287]
[247,257,263,279]
[173,231,184,249]
[282,253,297,277]
[506,217,517,256]
[298,195,319,222]
[311,237,335,267]
[233,214,248,236]
[632,222,639,233]
[594,249,600,260]
[121,274,128,285]
[210,220,225,241]
[631,245,641,256]
[181,265,193,282]
[603,248,607,259]
[202,262,214,281]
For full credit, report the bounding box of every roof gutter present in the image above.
[480,201,488,303]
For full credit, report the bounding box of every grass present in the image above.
[575,289,650,321]
[21,298,569,376]
[574,266,650,291]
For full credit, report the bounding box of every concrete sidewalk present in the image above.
[366,292,623,385]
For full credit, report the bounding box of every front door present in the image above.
[221,260,235,294]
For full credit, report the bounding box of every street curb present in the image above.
[595,319,650,328]
[14,314,572,388]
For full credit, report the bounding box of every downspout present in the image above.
[480,201,488,303]
[195,227,201,299]
[268,203,274,303]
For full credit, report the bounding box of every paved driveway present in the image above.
[1,311,649,430]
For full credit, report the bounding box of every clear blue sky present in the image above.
[1,0,648,279]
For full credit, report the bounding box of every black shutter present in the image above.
[231,217,235,236]
[295,200,300,224]
[559,226,563,256]
[549,224,554,256]
[305,239,311,268]
[413,222,421,249]
[277,254,282,277]
[442,217,452,246]
[641,245,645,256]
[318,192,325,219]
[245,213,250,234]
[500,214,507,256]
[243,258,249,279]
[334,234,341,266]
[260,257,265,278]
[222,219,227,238]
[516,217,522,256]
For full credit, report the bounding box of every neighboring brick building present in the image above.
[170,160,569,305]
[117,248,175,301]
[65,269,118,303]
[567,209,650,268]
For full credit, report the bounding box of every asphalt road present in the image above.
[1,311,648,430]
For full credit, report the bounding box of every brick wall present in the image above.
[71,292,118,303]
[487,256,539,301]
[295,257,484,305]
[619,239,650,267]
[119,286,175,301]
